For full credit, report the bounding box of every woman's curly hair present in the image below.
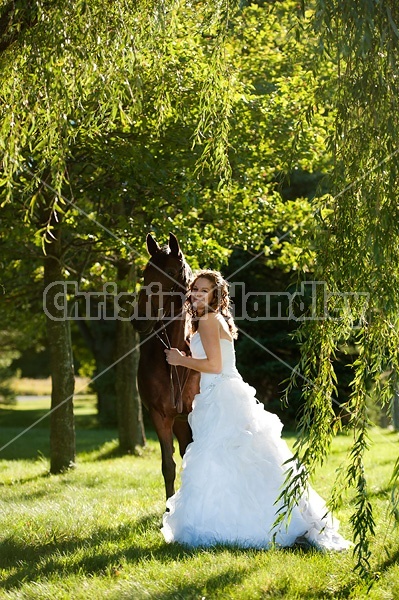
[185,269,238,339]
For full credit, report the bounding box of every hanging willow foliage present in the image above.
[0,0,239,218]
[280,0,399,579]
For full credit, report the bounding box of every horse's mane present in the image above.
[179,254,192,288]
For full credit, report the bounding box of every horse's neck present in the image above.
[166,318,186,350]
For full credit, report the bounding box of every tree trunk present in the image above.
[115,260,146,452]
[43,232,76,473]
[115,320,146,452]
[91,318,118,427]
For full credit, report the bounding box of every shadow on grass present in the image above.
[366,485,393,500]
[0,426,121,461]
[148,565,251,600]
[84,430,158,462]
[0,511,332,596]
[0,469,50,489]
[0,513,185,591]
[0,427,50,460]
[375,544,399,575]
[0,509,360,600]
[0,407,51,429]
[0,404,159,462]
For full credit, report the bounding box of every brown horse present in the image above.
[131,232,200,499]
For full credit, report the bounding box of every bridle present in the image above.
[147,267,190,414]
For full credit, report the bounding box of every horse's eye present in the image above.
[166,270,176,277]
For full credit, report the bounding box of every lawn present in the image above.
[0,397,399,599]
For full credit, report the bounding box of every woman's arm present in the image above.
[165,312,222,374]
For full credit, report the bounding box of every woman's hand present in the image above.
[164,348,186,366]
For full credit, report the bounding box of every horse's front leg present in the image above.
[151,410,176,499]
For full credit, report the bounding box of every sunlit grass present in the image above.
[0,399,399,599]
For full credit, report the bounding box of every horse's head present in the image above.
[132,232,192,335]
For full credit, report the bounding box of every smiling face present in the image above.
[189,276,216,314]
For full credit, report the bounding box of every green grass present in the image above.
[1,398,399,599]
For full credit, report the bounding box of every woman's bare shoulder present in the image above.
[198,311,219,331]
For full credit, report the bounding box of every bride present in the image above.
[162,270,351,551]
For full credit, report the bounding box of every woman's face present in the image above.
[190,277,215,313]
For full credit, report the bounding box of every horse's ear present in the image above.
[146,233,161,256]
[169,232,182,257]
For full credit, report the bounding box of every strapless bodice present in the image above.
[190,332,240,391]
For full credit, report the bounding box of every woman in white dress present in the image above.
[162,270,351,551]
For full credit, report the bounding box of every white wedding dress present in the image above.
[162,324,352,551]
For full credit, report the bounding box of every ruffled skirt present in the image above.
[161,374,351,551]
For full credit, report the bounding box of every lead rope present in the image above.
[154,308,185,414]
